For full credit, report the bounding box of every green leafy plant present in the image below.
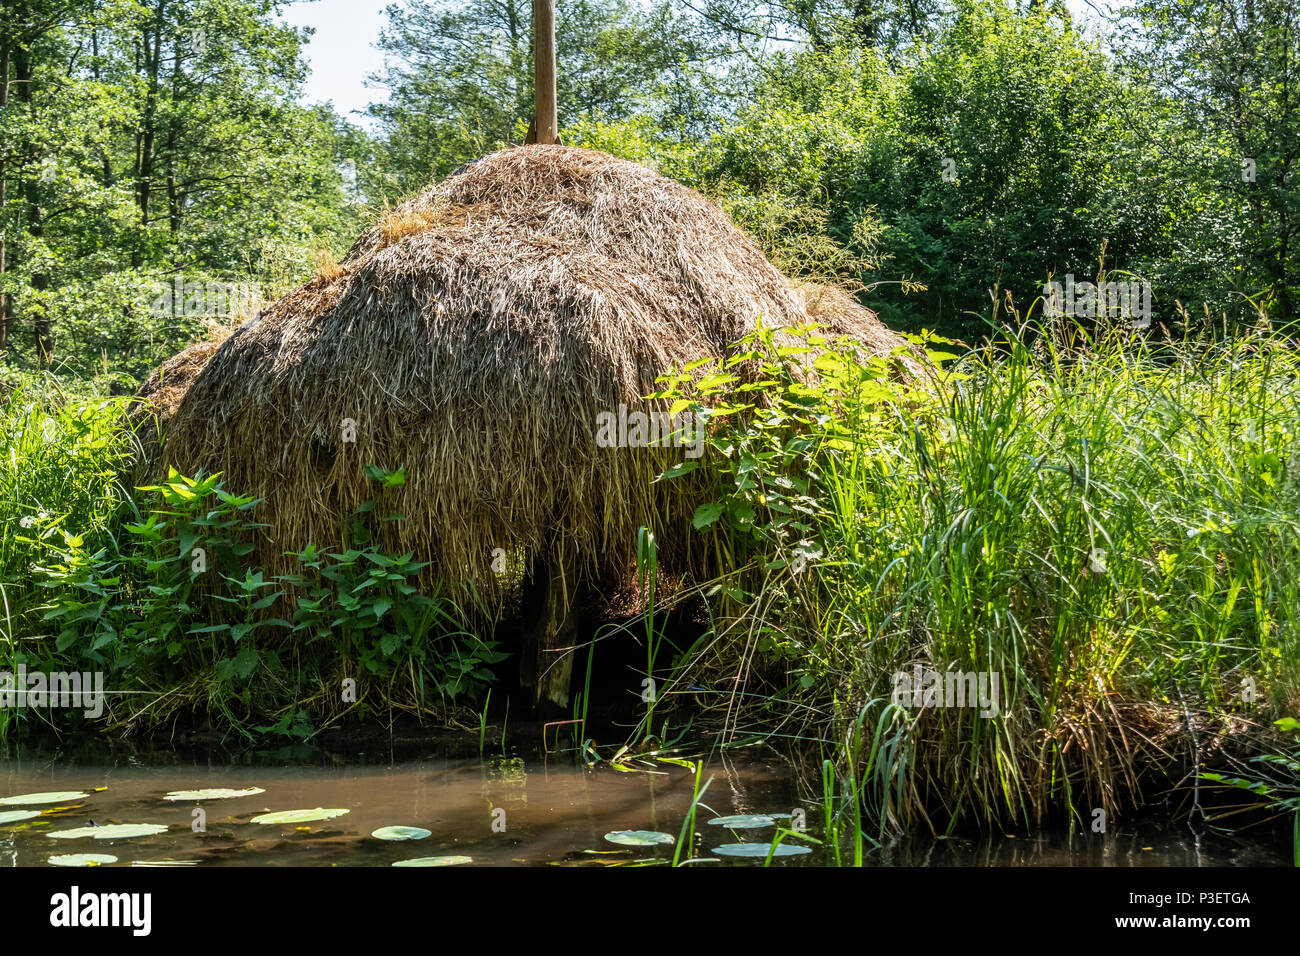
[1202,717,1300,866]
[17,465,506,739]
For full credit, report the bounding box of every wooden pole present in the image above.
[533,0,558,145]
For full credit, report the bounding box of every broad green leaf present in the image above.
[658,460,699,480]
[692,503,724,529]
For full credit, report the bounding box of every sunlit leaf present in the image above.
[48,853,117,867]
[131,859,200,867]
[0,791,91,806]
[706,814,779,828]
[0,810,42,825]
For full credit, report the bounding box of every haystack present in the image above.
[128,339,223,469]
[137,144,910,710]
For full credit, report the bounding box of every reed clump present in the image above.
[651,317,1300,834]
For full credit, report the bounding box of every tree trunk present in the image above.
[0,15,10,355]
[851,0,877,46]
[1273,231,1293,322]
[132,0,164,267]
[505,0,528,131]
[13,29,51,362]
[91,18,112,183]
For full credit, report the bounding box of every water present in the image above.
[0,732,1290,867]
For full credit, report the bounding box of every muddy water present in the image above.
[0,736,1290,867]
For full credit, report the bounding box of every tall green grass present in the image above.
[0,381,135,633]
[660,317,1300,834]
[0,380,135,740]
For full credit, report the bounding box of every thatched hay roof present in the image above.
[145,145,910,601]
[128,338,223,466]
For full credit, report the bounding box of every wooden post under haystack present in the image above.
[520,534,582,715]
[521,0,575,713]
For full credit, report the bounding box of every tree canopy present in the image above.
[1,0,1295,375]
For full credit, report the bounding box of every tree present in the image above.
[366,0,717,193]
[680,0,945,55]
[1120,0,1300,323]
[0,0,364,373]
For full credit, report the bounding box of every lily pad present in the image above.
[249,808,349,825]
[371,826,431,841]
[0,791,90,806]
[710,842,812,858]
[604,830,676,846]
[49,853,118,867]
[392,855,473,867]
[49,823,168,840]
[0,810,42,825]
[706,814,779,829]
[163,787,265,801]
[132,859,200,866]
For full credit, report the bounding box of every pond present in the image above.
[0,731,1290,867]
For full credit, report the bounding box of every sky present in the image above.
[278,0,391,128]
[278,0,1114,132]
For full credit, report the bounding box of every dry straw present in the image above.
[135,145,911,611]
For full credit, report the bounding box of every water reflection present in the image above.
[0,736,1289,867]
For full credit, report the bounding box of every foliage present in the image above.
[0,378,135,619]
[2,463,505,741]
[1118,0,1300,322]
[3,0,1297,372]
[364,0,722,193]
[657,315,1300,831]
[0,0,366,379]
[1202,717,1300,866]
